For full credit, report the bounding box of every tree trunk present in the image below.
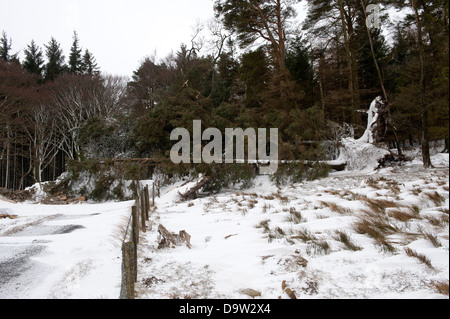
[411,0,432,168]
[338,0,357,123]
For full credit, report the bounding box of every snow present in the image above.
[137,152,449,299]
[0,152,448,299]
[0,199,134,299]
[357,96,383,144]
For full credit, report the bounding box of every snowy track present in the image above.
[0,200,133,299]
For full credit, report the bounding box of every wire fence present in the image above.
[119,181,159,299]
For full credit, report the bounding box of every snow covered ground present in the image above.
[136,153,449,299]
[0,151,448,299]
[0,199,134,299]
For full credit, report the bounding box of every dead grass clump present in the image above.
[423,191,446,206]
[365,178,382,190]
[358,209,399,235]
[246,198,258,209]
[307,239,331,256]
[353,217,397,253]
[430,280,449,296]
[320,201,351,215]
[404,247,434,270]
[333,230,362,251]
[424,214,449,229]
[284,207,305,224]
[360,197,399,214]
[255,219,271,233]
[272,192,289,203]
[419,230,442,248]
[291,227,317,243]
[388,209,419,222]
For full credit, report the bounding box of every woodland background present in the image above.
[0,0,448,192]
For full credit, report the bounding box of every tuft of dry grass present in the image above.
[430,280,449,296]
[320,201,351,215]
[307,239,331,256]
[333,230,362,251]
[272,192,289,203]
[423,191,445,206]
[284,207,305,224]
[360,197,400,214]
[255,219,271,233]
[419,229,442,248]
[388,209,420,222]
[290,227,317,243]
[353,213,398,253]
[404,247,434,269]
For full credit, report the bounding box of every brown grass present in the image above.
[320,201,351,215]
[333,230,362,251]
[360,197,400,214]
[353,214,398,253]
[284,207,305,224]
[423,191,445,206]
[430,280,449,296]
[388,209,419,222]
[404,247,434,269]
[272,192,289,203]
[291,227,317,243]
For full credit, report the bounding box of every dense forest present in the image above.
[1,0,448,191]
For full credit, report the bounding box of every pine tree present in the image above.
[44,37,66,81]
[215,0,300,107]
[22,40,44,76]
[0,31,18,62]
[69,31,83,74]
[81,49,100,76]
[285,35,316,109]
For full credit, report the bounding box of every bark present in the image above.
[338,0,358,123]
[411,0,432,168]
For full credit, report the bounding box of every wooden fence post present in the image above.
[152,182,155,206]
[132,205,139,245]
[140,190,146,232]
[122,241,136,299]
[144,185,150,220]
[157,181,160,198]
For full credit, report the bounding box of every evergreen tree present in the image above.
[0,31,18,62]
[215,0,301,106]
[44,37,66,81]
[22,40,44,76]
[69,31,83,74]
[239,48,271,109]
[81,49,100,76]
[285,35,316,109]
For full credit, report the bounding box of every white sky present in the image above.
[1,0,219,77]
[1,1,402,78]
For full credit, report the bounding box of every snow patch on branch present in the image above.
[336,97,390,172]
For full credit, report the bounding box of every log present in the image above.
[179,176,211,201]
[158,225,192,249]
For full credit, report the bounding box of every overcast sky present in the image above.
[1,0,220,77]
[2,1,403,78]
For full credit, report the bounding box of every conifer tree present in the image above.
[22,40,44,76]
[81,49,100,76]
[0,31,18,62]
[69,31,83,74]
[44,37,66,81]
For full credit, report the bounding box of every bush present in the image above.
[270,161,329,186]
[192,163,257,193]
[52,159,137,202]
